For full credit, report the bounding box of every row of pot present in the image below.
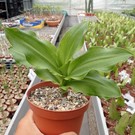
[100,57,135,134]
[0,63,30,135]
[84,11,135,135]
[0,12,65,135]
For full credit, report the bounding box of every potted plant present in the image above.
[46,15,61,27]
[5,21,134,134]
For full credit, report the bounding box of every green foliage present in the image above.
[85,12,135,49]
[116,97,125,107]
[131,122,135,135]
[109,100,121,120]
[131,69,135,85]
[32,4,62,15]
[129,113,135,127]
[122,8,135,17]
[5,21,134,98]
[115,112,130,135]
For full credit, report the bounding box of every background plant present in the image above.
[122,8,135,17]
[85,12,135,49]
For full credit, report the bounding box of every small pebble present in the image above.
[29,87,89,111]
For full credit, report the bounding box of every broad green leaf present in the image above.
[64,71,121,98]
[9,48,31,67]
[35,69,61,84]
[24,30,37,38]
[57,21,89,66]
[67,47,133,79]
[5,28,60,75]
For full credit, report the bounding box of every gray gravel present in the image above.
[29,87,89,111]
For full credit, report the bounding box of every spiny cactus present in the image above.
[116,97,125,107]
[115,112,130,135]
[129,113,135,126]
[109,100,121,120]
[131,68,135,85]
[131,121,135,135]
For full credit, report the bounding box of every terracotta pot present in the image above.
[27,81,90,135]
[0,118,11,127]
[5,99,17,106]
[85,13,95,16]
[7,105,18,113]
[106,116,117,128]
[130,90,135,97]
[0,111,9,119]
[46,20,60,27]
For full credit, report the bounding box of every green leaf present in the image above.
[57,21,89,66]
[24,30,37,38]
[115,112,130,135]
[9,48,31,67]
[5,28,60,75]
[67,47,133,79]
[129,113,135,127]
[109,100,121,120]
[35,69,61,84]
[131,122,135,135]
[116,97,125,107]
[64,70,121,98]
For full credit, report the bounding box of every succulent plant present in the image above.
[109,99,121,120]
[115,112,130,135]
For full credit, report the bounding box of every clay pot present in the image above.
[106,116,117,128]
[101,99,110,107]
[27,81,90,135]
[0,104,7,111]
[20,84,28,92]
[130,90,135,97]
[0,118,11,127]
[0,99,5,105]
[0,126,6,135]
[14,93,24,102]
[5,99,17,106]
[121,88,128,95]
[102,106,109,117]
[85,13,95,16]
[4,94,14,100]
[46,20,60,27]
[0,111,9,119]
[7,105,18,113]
[0,93,3,99]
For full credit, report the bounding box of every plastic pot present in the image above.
[27,81,90,135]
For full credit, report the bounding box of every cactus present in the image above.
[116,97,125,107]
[109,100,121,120]
[115,112,130,135]
[131,122,135,135]
[131,68,135,85]
[129,113,135,126]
